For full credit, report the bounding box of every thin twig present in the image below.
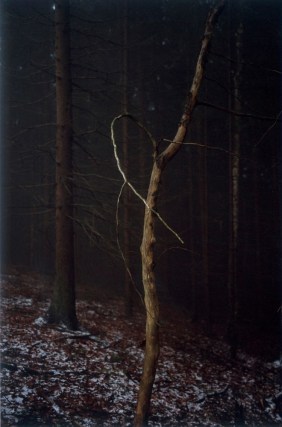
[254,110,282,149]
[199,101,282,122]
[161,138,240,158]
[115,183,145,306]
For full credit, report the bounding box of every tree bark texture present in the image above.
[135,164,162,427]
[134,2,225,425]
[48,0,78,330]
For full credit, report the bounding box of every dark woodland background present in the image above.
[1,0,281,346]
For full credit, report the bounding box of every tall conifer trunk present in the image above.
[48,0,78,330]
[121,0,134,317]
[227,18,243,357]
[199,104,210,329]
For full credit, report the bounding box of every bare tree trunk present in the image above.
[121,0,134,317]
[136,163,161,427]
[187,153,197,319]
[134,3,225,425]
[48,0,78,330]
[199,106,210,329]
[227,19,243,358]
[253,158,261,324]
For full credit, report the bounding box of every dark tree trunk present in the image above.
[121,0,134,317]
[199,108,210,329]
[227,18,243,358]
[48,0,78,330]
[253,157,261,324]
[187,153,197,320]
[134,2,225,425]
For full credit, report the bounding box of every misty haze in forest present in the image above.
[0,0,282,426]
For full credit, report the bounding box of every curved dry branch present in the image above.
[110,115,184,244]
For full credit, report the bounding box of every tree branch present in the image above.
[157,0,226,168]
[198,101,282,122]
[110,114,184,244]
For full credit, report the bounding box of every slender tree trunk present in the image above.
[187,153,197,319]
[227,19,243,357]
[135,163,161,427]
[42,155,53,273]
[48,0,78,330]
[253,158,261,324]
[199,103,210,328]
[134,3,225,425]
[29,213,35,268]
[121,0,134,317]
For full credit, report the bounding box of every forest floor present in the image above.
[1,269,282,427]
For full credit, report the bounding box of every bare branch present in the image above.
[115,183,145,305]
[110,115,184,244]
[158,0,226,167]
[9,123,56,141]
[198,101,282,122]
[254,110,282,149]
[211,50,282,75]
[161,139,240,158]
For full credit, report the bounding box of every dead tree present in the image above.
[134,1,225,425]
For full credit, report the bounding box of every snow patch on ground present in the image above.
[1,273,281,426]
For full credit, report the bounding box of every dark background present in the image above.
[1,0,281,345]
